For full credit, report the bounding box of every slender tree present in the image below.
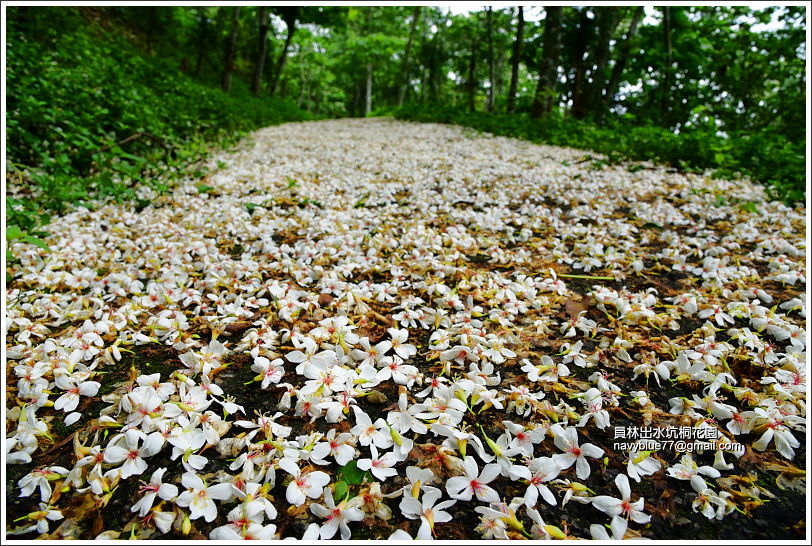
[485,7,496,111]
[268,7,300,97]
[466,26,478,112]
[661,6,674,122]
[506,6,525,114]
[570,9,597,119]
[193,7,209,76]
[583,7,622,119]
[221,6,241,92]
[397,7,421,106]
[532,6,563,118]
[600,6,644,119]
[252,7,270,96]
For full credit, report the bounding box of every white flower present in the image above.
[590,515,628,540]
[388,327,417,359]
[18,466,69,502]
[278,457,330,506]
[310,429,356,466]
[131,467,178,516]
[103,429,160,479]
[550,424,604,479]
[350,407,393,449]
[357,444,399,481]
[511,456,561,507]
[386,392,428,435]
[8,503,63,535]
[445,455,501,503]
[52,375,100,413]
[251,356,285,388]
[590,473,651,524]
[503,421,546,458]
[175,472,234,522]
[310,486,365,540]
[400,488,456,539]
[626,448,662,482]
[576,387,611,429]
[210,522,277,540]
[691,478,734,520]
[666,453,720,490]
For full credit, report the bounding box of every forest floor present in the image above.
[5,118,808,541]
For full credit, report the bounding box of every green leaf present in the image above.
[196,184,214,194]
[336,460,373,485]
[6,225,23,241]
[334,480,349,501]
[19,235,49,250]
[739,202,759,214]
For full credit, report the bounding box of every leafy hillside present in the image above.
[6,8,310,238]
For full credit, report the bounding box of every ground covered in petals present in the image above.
[5,118,807,540]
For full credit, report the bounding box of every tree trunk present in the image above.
[145,7,159,55]
[531,6,563,119]
[570,9,596,119]
[584,7,622,119]
[365,63,373,116]
[506,7,525,114]
[661,6,673,124]
[221,6,240,92]
[397,7,421,106]
[467,33,478,112]
[194,7,209,76]
[268,16,296,97]
[601,6,644,117]
[485,7,496,112]
[252,7,270,96]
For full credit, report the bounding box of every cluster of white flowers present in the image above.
[5,119,806,539]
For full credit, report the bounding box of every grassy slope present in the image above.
[5,7,311,238]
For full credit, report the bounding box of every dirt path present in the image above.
[5,118,807,540]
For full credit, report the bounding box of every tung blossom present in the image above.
[175,472,235,522]
[309,486,365,540]
[400,488,456,539]
[131,467,178,516]
[278,457,331,506]
[550,424,605,480]
[590,473,651,524]
[445,455,501,503]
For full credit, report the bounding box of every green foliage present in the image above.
[5,5,805,217]
[6,225,50,266]
[333,460,374,501]
[393,103,805,205]
[336,460,373,485]
[6,7,311,229]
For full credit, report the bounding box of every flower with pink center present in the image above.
[103,429,161,479]
[311,430,356,466]
[131,467,178,516]
[309,487,364,540]
[52,376,100,413]
[357,444,399,481]
[590,473,650,524]
[278,457,330,506]
[445,455,501,503]
[550,424,605,480]
[175,472,235,522]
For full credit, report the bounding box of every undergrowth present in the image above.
[5,7,312,262]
